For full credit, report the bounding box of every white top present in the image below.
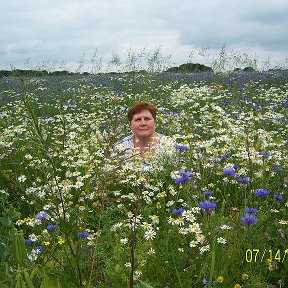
[116,133,175,157]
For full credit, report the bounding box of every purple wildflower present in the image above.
[35,211,49,220]
[220,154,229,161]
[36,246,44,253]
[77,231,89,239]
[24,239,32,245]
[272,164,283,172]
[174,168,194,184]
[255,188,269,197]
[204,191,214,196]
[233,165,239,170]
[245,208,258,214]
[240,213,258,226]
[273,194,283,201]
[223,168,237,177]
[46,225,57,232]
[238,177,250,184]
[175,144,187,152]
[259,151,270,159]
[199,200,217,211]
[172,208,185,215]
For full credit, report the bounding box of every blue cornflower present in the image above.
[223,168,237,177]
[199,200,217,211]
[204,191,214,196]
[36,246,44,253]
[46,225,57,232]
[272,165,283,172]
[238,177,250,184]
[259,151,270,159]
[35,211,49,220]
[175,144,187,152]
[245,208,258,214]
[274,194,283,201]
[220,154,229,161]
[240,213,258,226]
[77,231,89,239]
[25,239,32,245]
[172,208,185,215]
[174,168,194,184]
[255,188,269,197]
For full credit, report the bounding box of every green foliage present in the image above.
[0,67,287,287]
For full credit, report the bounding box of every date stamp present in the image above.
[245,249,288,263]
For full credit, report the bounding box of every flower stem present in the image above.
[208,238,216,288]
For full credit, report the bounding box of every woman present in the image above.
[117,102,174,160]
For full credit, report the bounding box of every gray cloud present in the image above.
[1,0,287,70]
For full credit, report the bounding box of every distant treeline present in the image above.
[1,63,279,78]
[0,69,92,77]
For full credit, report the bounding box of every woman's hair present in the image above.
[128,102,157,122]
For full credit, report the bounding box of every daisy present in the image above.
[134,269,142,277]
[220,224,231,230]
[120,238,129,245]
[18,175,27,183]
[111,222,123,231]
[142,222,152,230]
[199,245,210,254]
[184,213,196,222]
[168,216,177,225]
[179,228,188,235]
[29,234,38,242]
[191,207,201,214]
[150,215,159,224]
[197,234,206,244]
[127,211,134,218]
[144,229,156,241]
[147,247,155,255]
[166,200,175,207]
[175,216,185,226]
[75,181,84,188]
[189,240,198,247]
[78,205,85,211]
[217,237,227,244]
[189,223,201,234]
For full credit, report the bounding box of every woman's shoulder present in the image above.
[115,134,134,150]
[119,134,133,143]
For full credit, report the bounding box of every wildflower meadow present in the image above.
[0,62,287,287]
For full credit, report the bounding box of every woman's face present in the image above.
[130,109,156,139]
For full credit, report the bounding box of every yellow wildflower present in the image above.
[242,273,249,280]
[58,237,65,245]
[217,275,224,283]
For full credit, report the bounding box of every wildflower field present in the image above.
[0,69,287,287]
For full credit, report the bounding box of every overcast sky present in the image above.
[1,0,288,72]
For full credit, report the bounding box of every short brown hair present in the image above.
[128,102,157,122]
